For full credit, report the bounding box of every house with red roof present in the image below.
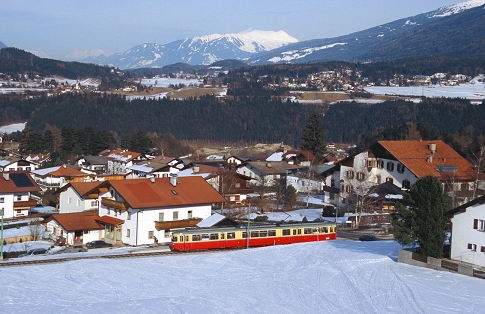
[322,140,484,209]
[43,212,108,246]
[0,171,41,218]
[31,165,94,191]
[55,181,105,214]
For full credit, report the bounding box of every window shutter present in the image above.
[474,219,478,229]
[468,243,472,249]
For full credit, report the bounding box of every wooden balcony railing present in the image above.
[101,198,129,211]
[155,218,203,231]
[14,200,38,209]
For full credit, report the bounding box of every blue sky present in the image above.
[2,0,461,60]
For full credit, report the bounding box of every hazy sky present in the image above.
[2,0,462,60]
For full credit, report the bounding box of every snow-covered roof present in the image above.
[196,213,226,227]
[32,166,60,176]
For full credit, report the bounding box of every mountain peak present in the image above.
[429,0,485,17]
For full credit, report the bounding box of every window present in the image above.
[220,233,225,240]
[377,160,384,169]
[0,197,4,203]
[126,229,130,238]
[68,197,72,204]
[268,230,276,236]
[345,185,353,193]
[468,243,477,251]
[26,167,31,171]
[159,212,164,222]
[304,228,313,234]
[282,229,290,236]
[242,232,248,238]
[16,195,21,201]
[346,170,355,179]
[387,161,394,172]
[148,231,154,239]
[356,172,365,181]
[164,229,171,238]
[84,230,90,234]
[126,212,131,220]
[187,211,193,219]
[173,211,179,220]
[227,232,235,239]
[481,246,485,253]
[172,235,178,242]
[76,199,80,206]
[397,163,405,174]
[330,178,335,188]
[90,200,98,208]
[461,183,469,191]
[192,234,201,241]
[366,159,375,167]
[201,234,209,240]
[250,231,259,238]
[210,233,219,240]
[474,219,485,231]
[260,231,267,237]
[293,229,297,235]
[402,180,411,190]
[17,210,22,214]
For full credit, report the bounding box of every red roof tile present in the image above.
[0,171,41,193]
[50,166,87,177]
[378,140,477,181]
[107,176,226,209]
[95,215,124,226]
[49,212,104,231]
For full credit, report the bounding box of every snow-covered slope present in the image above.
[1,240,484,313]
[84,29,297,69]
[248,0,485,65]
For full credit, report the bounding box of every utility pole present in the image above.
[0,207,4,260]
[246,202,250,249]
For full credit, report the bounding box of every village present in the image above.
[0,133,484,270]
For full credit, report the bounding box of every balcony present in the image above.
[101,198,129,211]
[14,199,38,209]
[155,218,203,231]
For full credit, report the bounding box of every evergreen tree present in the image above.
[301,112,326,160]
[391,175,449,258]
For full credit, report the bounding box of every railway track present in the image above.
[0,247,245,268]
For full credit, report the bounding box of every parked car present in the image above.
[18,248,49,258]
[359,235,379,241]
[86,240,113,249]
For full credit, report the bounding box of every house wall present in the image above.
[45,220,102,245]
[59,187,98,213]
[0,193,14,218]
[450,203,485,267]
[99,203,212,246]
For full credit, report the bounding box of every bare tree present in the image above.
[218,168,239,213]
[343,162,374,228]
[28,218,43,241]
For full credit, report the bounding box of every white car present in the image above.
[18,248,49,258]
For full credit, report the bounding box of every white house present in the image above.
[236,161,294,186]
[0,171,40,219]
[105,150,140,175]
[31,165,93,191]
[322,140,483,209]
[447,195,485,268]
[93,175,226,246]
[55,181,104,214]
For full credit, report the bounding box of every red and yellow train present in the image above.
[170,221,337,251]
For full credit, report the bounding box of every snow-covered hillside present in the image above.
[1,240,484,313]
[84,29,298,69]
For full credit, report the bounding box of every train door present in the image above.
[184,235,189,250]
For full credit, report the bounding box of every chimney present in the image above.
[149,176,155,183]
[3,172,9,181]
[170,174,178,187]
[428,155,433,163]
[193,164,200,173]
[429,143,436,155]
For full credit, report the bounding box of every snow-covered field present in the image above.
[0,122,27,134]
[364,79,485,101]
[1,240,484,313]
[140,78,201,88]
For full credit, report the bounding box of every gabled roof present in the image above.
[83,155,108,165]
[374,140,477,181]
[25,153,50,164]
[33,165,88,177]
[0,171,41,193]
[46,212,104,231]
[106,150,141,163]
[243,161,296,175]
[104,176,226,209]
[446,194,485,218]
[54,181,105,198]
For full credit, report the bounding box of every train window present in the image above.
[192,234,201,241]
[268,230,276,236]
[293,229,296,235]
[221,233,225,240]
[298,229,302,235]
[210,233,218,240]
[202,234,209,240]
[251,231,259,237]
[172,235,178,242]
[260,231,267,237]
[282,229,290,236]
[227,232,236,239]
[185,236,189,242]
[242,232,248,238]
[323,227,328,233]
[304,228,312,234]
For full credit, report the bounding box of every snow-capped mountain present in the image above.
[247,0,485,65]
[83,29,297,69]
